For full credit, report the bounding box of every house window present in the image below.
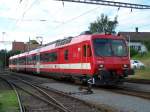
[138,46,141,51]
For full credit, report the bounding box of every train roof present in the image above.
[40,34,124,52]
[9,34,124,59]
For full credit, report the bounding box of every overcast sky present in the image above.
[0,0,150,50]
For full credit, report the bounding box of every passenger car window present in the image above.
[40,52,57,62]
[64,50,68,60]
[49,52,57,62]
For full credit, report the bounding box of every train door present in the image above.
[78,44,83,74]
[36,51,40,74]
[81,42,92,74]
[26,52,30,72]
[16,57,19,71]
[71,44,82,74]
[59,47,69,74]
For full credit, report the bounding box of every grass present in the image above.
[128,67,150,80]
[0,90,19,112]
[129,52,150,80]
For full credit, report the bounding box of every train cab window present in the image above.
[13,59,17,65]
[83,45,91,57]
[10,59,13,64]
[19,57,25,64]
[10,59,13,65]
[64,50,68,60]
[12,59,14,64]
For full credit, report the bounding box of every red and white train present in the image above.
[9,33,134,85]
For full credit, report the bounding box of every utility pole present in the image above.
[28,37,31,51]
[2,32,6,70]
[128,35,131,59]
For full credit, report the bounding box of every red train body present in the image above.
[9,33,134,85]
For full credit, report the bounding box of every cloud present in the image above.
[0,0,150,50]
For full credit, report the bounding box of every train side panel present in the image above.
[9,34,134,85]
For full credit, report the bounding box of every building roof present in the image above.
[118,32,150,42]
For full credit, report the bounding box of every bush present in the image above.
[0,102,2,110]
[130,48,138,57]
[144,41,150,51]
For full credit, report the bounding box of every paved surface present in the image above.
[42,82,150,112]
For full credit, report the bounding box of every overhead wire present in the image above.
[4,0,150,37]
[11,0,39,30]
[8,0,150,30]
[21,0,39,21]
[50,0,150,37]
[54,6,101,29]
[53,0,150,28]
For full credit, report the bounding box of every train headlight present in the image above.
[99,64,104,68]
[123,64,128,68]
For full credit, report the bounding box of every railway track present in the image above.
[0,73,104,112]
[5,72,150,100]
[3,72,150,112]
[0,76,69,112]
[125,78,150,84]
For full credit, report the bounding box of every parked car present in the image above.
[130,60,145,69]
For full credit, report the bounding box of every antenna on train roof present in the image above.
[80,31,92,35]
[44,36,74,46]
[63,36,74,39]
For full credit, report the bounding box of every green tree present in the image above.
[0,50,21,69]
[6,50,21,66]
[89,14,118,34]
[0,50,7,68]
[27,40,39,44]
[7,50,21,57]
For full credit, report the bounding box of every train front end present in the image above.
[92,35,134,85]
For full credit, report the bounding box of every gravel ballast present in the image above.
[42,82,150,112]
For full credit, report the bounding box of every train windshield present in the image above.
[93,38,127,57]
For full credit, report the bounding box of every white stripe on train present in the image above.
[10,63,91,70]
